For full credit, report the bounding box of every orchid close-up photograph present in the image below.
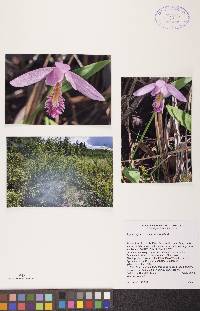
[121,77,192,183]
[5,54,111,125]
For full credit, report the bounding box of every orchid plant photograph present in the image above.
[6,54,111,125]
[121,77,192,183]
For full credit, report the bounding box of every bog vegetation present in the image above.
[7,137,113,207]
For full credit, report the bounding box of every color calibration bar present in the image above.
[0,289,113,310]
[57,290,111,310]
[0,293,53,311]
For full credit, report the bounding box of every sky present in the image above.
[69,137,113,149]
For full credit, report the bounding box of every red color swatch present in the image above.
[18,302,26,310]
[85,300,93,308]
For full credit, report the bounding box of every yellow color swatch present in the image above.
[0,303,7,311]
[77,300,83,308]
[45,303,52,310]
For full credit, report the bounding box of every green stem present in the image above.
[132,112,155,160]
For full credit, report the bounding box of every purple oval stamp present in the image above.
[155,5,190,30]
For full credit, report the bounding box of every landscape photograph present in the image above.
[7,137,113,207]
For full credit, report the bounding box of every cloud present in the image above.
[87,137,113,148]
[69,137,112,149]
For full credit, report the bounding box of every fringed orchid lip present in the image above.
[44,82,65,118]
[10,61,105,118]
[152,93,165,113]
[133,79,187,113]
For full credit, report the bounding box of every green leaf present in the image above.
[132,113,155,159]
[123,167,140,183]
[44,116,57,125]
[62,60,110,93]
[23,103,43,124]
[172,77,192,90]
[166,105,191,132]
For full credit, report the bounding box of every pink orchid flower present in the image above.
[10,61,105,118]
[133,79,187,113]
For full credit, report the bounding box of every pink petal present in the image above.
[45,67,64,86]
[65,71,77,90]
[151,85,161,96]
[10,67,54,87]
[133,83,156,96]
[160,85,170,97]
[151,80,168,96]
[67,72,105,101]
[155,79,166,88]
[166,83,187,102]
[55,61,70,73]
